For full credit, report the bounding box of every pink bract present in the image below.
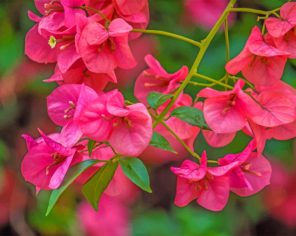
[226,26,289,86]
[134,54,188,105]
[21,130,79,191]
[218,140,272,196]
[77,18,136,76]
[265,2,296,58]
[79,90,152,156]
[198,80,260,134]
[171,152,237,211]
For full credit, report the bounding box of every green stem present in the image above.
[230,7,280,17]
[132,29,202,48]
[224,18,230,62]
[188,81,217,87]
[153,0,237,128]
[194,73,233,89]
[160,121,201,161]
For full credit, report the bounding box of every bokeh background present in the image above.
[1,0,296,235]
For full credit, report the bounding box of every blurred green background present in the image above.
[0,0,296,235]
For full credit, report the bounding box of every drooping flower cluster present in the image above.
[21,0,296,215]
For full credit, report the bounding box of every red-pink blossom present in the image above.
[77,18,136,75]
[226,26,289,86]
[134,54,188,105]
[198,80,260,133]
[79,90,152,156]
[21,130,80,191]
[218,140,272,196]
[171,152,237,211]
[265,2,296,58]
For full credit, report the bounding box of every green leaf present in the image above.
[82,160,118,210]
[88,140,96,156]
[119,157,152,193]
[171,106,210,129]
[147,92,173,109]
[46,159,99,216]
[150,132,176,153]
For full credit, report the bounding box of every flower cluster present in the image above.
[21,0,296,214]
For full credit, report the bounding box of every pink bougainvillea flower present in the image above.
[25,24,59,64]
[247,89,296,128]
[198,80,260,134]
[134,54,188,104]
[184,0,235,29]
[140,94,200,165]
[265,2,296,58]
[78,196,130,236]
[218,140,272,196]
[79,89,152,156]
[106,90,152,156]
[47,84,98,143]
[21,130,80,191]
[113,0,150,31]
[25,2,86,68]
[77,18,137,75]
[47,84,98,127]
[194,101,236,148]
[171,152,238,211]
[85,0,149,38]
[78,92,114,142]
[226,26,290,86]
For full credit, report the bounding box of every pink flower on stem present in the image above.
[198,80,259,134]
[21,129,81,191]
[134,54,188,105]
[226,26,290,86]
[79,90,152,156]
[265,2,296,58]
[77,18,137,75]
[195,101,236,148]
[25,0,85,65]
[218,140,272,197]
[171,152,238,211]
[47,84,98,143]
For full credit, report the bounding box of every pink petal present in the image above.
[250,91,296,127]
[174,178,199,207]
[203,96,247,133]
[202,130,236,148]
[57,44,81,73]
[197,175,230,211]
[47,84,81,126]
[113,36,137,69]
[171,160,206,181]
[265,17,294,38]
[109,104,152,156]
[25,25,58,63]
[108,18,133,37]
[231,153,272,196]
[49,152,75,189]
